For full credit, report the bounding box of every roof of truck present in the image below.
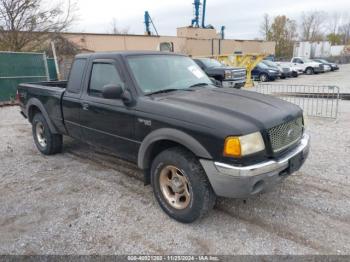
[75,51,186,59]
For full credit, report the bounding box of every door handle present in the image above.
[82,103,89,111]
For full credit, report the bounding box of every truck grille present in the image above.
[232,70,246,79]
[267,117,303,153]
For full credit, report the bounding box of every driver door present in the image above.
[79,59,139,161]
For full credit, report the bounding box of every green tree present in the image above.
[270,15,298,58]
[327,33,343,45]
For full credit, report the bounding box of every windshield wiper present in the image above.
[146,88,189,96]
[189,83,210,88]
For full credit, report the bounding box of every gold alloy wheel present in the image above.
[36,122,47,148]
[159,165,191,210]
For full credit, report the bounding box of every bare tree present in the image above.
[110,18,129,35]
[300,11,326,41]
[0,0,76,51]
[339,22,350,44]
[260,13,272,41]
[328,12,341,35]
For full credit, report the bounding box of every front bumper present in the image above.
[222,79,246,88]
[200,134,310,198]
[269,73,279,80]
[314,67,323,73]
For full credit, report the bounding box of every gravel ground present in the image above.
[250,63,350,93]
[0,102,349,255]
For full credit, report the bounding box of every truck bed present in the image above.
[18,81,68,134]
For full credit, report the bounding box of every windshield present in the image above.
[127,55,212,94]
[301,58,314,63]
[199,58,224,68]
[262,60,277,67]
[318,59,329,63]
[258,62,270,69]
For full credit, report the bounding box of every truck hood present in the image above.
[310,62,321,67]
[141,87,302,136]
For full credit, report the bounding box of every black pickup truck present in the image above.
[194,58,246,88]
[17,51,310,223]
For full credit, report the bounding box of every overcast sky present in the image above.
[72,0,350,39]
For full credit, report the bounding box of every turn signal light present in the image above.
[223,137,241,157]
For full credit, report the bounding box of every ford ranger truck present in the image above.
[17,52,310,223]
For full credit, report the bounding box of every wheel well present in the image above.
[28,105,41,123]
[259,73,267,78]
[142,140,195,185]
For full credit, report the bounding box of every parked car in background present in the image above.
[252,62,280,82]
[262,60,292,79]
[291,57,323,75]
[17,51,310,223]
[321,64,332,73]
[194,58,246,89]
[275,62,303,77]
[313,59,339,71]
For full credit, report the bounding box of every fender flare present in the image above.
[137,128,212,169]
[26,98,58,134]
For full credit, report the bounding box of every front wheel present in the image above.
[305,67,314,75]
[32,113,62,155]
[259,73,268,82]
[151,147,216,223]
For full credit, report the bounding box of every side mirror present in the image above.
[210,77,222,87]
[102,84,124,99]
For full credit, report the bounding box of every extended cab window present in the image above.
[89,63,123,97]
[66,59,87,93]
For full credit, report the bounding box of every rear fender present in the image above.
[26,98,58,134]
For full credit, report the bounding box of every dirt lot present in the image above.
[0,101,349,255]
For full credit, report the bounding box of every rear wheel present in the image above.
[32,113,62,155]
[259,73,268,82]
[151,147,216,223]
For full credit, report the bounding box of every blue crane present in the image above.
[144,11,159,36]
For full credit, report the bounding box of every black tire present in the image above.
[259,73,268,82]
[32,113,62,155]
[305,67,314,75]
[292,71,298,77]
[150,147,216,223]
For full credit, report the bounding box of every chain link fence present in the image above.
[250,84,340,119]
[0,51,52,102]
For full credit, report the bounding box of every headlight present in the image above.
[223,132,265,157]
[268,70,275,73]
[224,70,232,79]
